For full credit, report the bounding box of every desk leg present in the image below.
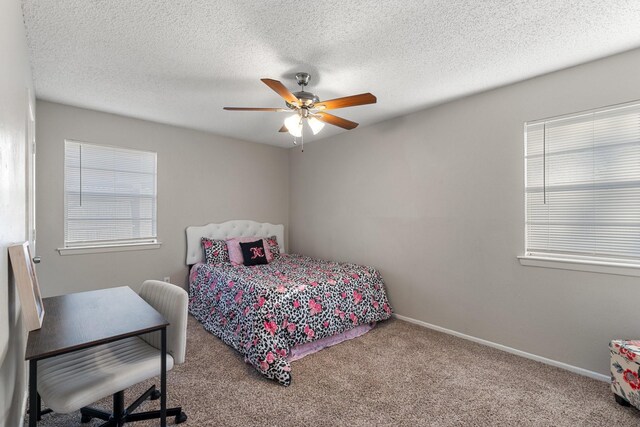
[29,360,37,427]
[36,393,41,421]
[161,327,167,427]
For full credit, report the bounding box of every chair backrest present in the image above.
[138,280,188,364]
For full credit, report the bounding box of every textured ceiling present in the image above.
[22,1,640,147]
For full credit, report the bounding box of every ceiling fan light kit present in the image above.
[223,72,376,148]
[307,117,325,135]
[284,114,303,137]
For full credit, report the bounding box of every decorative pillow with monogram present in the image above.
[226,237,273,265]
[265,236,281,259]
[240,240,268,266]
[201,238,229,264]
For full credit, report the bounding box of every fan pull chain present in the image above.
[298,115,304,152]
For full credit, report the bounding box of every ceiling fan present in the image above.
[223,72,376,139]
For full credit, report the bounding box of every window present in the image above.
[523,101,640,271]
[62,140,158,253]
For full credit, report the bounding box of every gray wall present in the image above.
[36,101,290,297]
[0,0,33,425]
[289,48,640,377]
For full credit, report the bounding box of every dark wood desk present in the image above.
[26,286,169,426]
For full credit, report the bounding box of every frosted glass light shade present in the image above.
[307,117,325,135]
[284,114,302,137]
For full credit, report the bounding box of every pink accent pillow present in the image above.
[263,240,273,262]
[226,237,273,265]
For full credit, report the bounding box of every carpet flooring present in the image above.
[29,316,640,426]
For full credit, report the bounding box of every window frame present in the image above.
[519,100,640,277]
[58,140,161,255]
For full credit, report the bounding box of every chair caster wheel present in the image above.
[175,411,188,424]
[80,414,92,423]
[150,389,161,400]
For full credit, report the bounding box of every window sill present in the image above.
[518,255,640,277]
[57,242,162,256]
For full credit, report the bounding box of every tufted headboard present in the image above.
[185,220,285,265]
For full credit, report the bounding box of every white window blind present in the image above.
[525,102,640,263]
[64,141,157,247]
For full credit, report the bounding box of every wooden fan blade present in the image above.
[316,112,359,130]
[223,107,288,112]
[279,125,288,132]
[315,93,376,110]
[261,79,300,105]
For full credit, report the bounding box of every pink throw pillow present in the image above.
[226,237,273,265]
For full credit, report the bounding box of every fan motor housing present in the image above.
[287,91,319,109]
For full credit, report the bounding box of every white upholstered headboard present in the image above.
[186,220,285,265]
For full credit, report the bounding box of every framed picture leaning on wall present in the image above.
[8,241,44,331]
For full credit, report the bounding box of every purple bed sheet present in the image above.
[288,322,374,362]
[188,254,392,386]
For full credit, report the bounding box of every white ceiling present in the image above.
[22,0,640,147]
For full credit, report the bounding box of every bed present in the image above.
[186,220,392,386]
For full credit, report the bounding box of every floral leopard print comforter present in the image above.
[188,254,392,386]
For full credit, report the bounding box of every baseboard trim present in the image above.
[392,313,610,383]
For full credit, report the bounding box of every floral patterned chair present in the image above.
[610,340,640,409]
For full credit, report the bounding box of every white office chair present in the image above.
[36,280,188,425]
